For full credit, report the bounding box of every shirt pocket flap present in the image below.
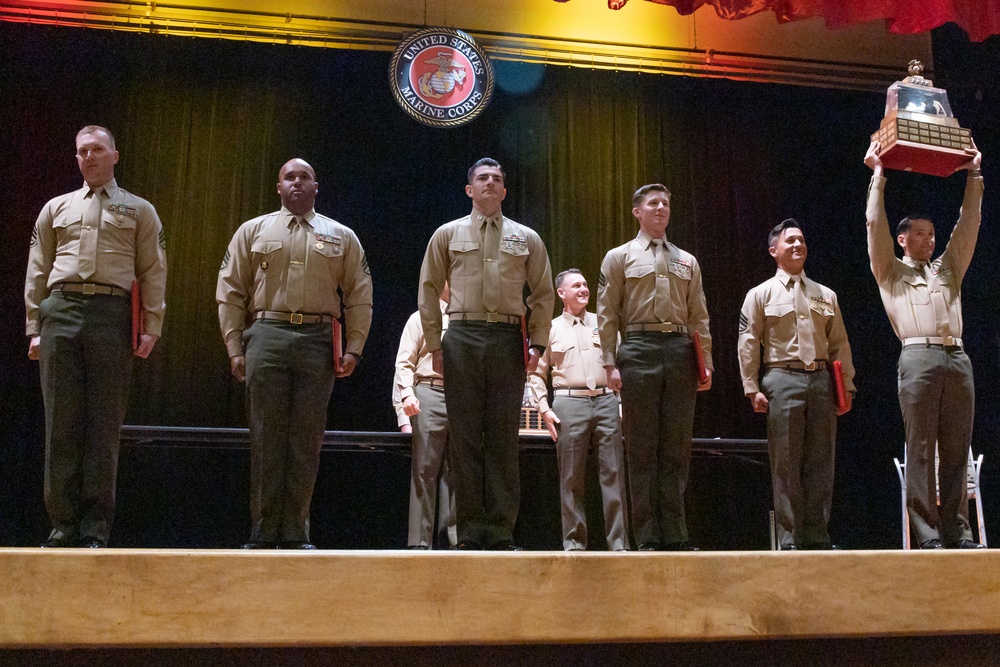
[764,303,795,318]
[624,264,654,280]
[809,301,834,317]
[104,212,136,230]
[449,240,480,253]
[499,244,529,258]
[53,214,81,230]
[667,261,692,280]
[902,273,928,288]
[312,241,343,258]
[550,341,575,354]
[251,240,283,255]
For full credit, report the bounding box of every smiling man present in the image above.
[597,183,712,552]
[217,158,372,550]
[25,125,167,548]
[865,140,984,550]
[528,269,627,551]
[738,219,854,551]
[418,157,554,550]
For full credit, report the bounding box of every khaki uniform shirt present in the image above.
[737,269,856,395]
[392,301,448,428]
[25,179,167,336]
[216,207,373,358]
[418,207,554,352]
[596,230,713,370]
[866,174,983,341]
[527,310,609,414]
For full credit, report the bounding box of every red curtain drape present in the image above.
[555,0,1000,42]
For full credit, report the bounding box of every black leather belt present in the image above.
[766,360,828,372]
[254,311,333,325]
[53,282,129,297]
[449,312,521,325]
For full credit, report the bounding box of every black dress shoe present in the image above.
[451,540,483,550]
[637,542,661,551]
[241,541,276,549]
[40,537,71,548]
[280,541,317,550]
[76,537,107,548]
[779,543,800,551]
[488,540,524,551]
[948,539,987,549]
[803,542,841,550]
[661,541,700,551]
[919,539,945,549]
[407,545,430,550]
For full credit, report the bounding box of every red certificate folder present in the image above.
[130,280,143,351]
[333,319,344,370]
[692,330,709,384]
[831,360,848,412]
[520,316,529,368]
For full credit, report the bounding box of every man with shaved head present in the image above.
[217,158,373,549]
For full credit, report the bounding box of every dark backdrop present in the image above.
[1,22,998,549]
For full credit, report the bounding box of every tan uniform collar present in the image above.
[636,229,667,250]
[902,256,929,270]
[560,309,587,326]
[472,207,503,228]
[776,267,807,288]
[83,178,119,198]
[279,206,316,228]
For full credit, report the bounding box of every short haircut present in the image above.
[897,214,933,236]
[468,157,505,184]
[555,268,585,289]
[768,218,802,248]
[632,183,671,207]
[76,125,116,149]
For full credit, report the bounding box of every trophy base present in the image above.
[876,140,971,177]
[871,118,973,178]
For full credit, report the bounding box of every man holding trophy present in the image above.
[864,138,984,549]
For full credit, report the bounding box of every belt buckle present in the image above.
[486,313,500,323]
[289,313,304,325]
[943,335,955,346]
[82,284,96,295]
[803,362,817,371]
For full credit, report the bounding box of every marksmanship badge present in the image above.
[389,27,494,128]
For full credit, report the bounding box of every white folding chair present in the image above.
[894,444,986,549]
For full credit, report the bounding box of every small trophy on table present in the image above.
[870,60,974,177]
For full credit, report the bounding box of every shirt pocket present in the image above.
[902,273,930,305]
[251,240,283,274]
[808,300,834,321]
[667,260,692,281]
[499,243,529,281]
[549,340,575,367]
[52,214,81,243]
[449,240,480,277]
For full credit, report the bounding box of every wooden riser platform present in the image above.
[3,548,999,648]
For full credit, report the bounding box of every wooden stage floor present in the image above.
[3,548,1000,649]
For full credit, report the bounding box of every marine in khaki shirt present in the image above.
[864,140,985,549]
[392,291,456,549]
[596,183,711,551]
[417,158,554,550]
[738,219,854,550]
[24,125,167,548]
[216,158,373,550]
[528,269,627,551]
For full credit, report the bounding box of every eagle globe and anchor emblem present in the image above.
[389,27,495,128]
